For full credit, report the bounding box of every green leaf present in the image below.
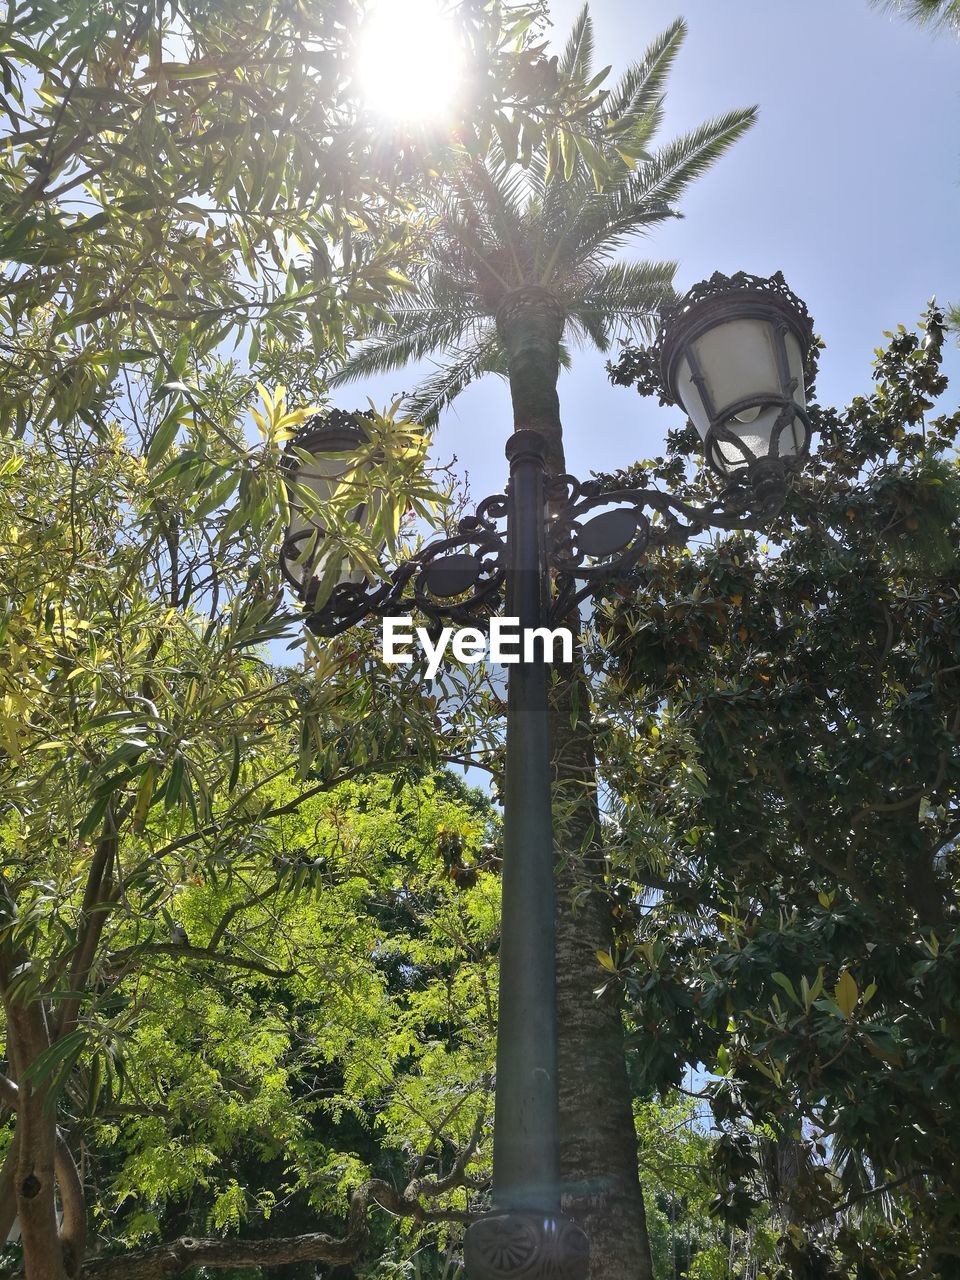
[834,970,858,1019]
[560,126,577,181]
[228,736,241,793]
[22,1029,87,1096]
[495,112,520,164]
[164,754,185,811]
[77,793,111,840]
[573,131,610,190]
[771,972,800,1007]
[146,407,185,466]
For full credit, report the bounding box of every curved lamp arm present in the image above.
[546,459,796,621]
[301,458,794,638]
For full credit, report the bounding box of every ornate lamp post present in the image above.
[280,271,816,1280]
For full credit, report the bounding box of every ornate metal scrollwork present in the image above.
[546,463,791,621]
[299,438,799,635]
[464,1212,589,1280]
[304,493,509,638]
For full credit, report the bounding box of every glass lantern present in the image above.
[279,409,382,608]
[658,271,816,478]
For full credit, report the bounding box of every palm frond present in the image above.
[329,306,482,386]
[453,154,527,238]
[869,0,960,31]
[561,105,755,267]
[400,327,503,426]
[604,18,686,127]
[566,306,612,352]
[832,1141,875,1201]
[560,4,594,79]
[536,155,594,256]
[433,154,533,290]
[626,107,758,211]
[535,131,645,276]
[540,179,675,286]
[567,259,676,349]
[575,259,676,316]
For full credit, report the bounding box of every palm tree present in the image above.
[869,0,960,32]
[332,10,756,1279]
[331,6,756,479]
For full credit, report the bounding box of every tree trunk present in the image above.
[14,1087,68,1280]
[0,1128,21,1241]
[761,1134,806,1229]
[496,287,566,479]
[495,288,654,1280]
[2,933,74,1280]
[551,661,652,1280]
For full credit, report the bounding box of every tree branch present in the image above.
[111,942,295,981]
[405,1098,489,1202]
[54,816,121,1039]
[56,1131,87,1278]
[144,756,417,866]
[206,882,282,953]
[0,1071,18,1110]
[73,1164,479,1280]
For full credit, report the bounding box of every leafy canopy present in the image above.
[597,308,960,1276]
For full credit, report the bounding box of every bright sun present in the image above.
[356,0,465,124]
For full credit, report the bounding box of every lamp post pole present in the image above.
[462,431,590,1278]
[493,429,557,1208]
[282,270,817,1280]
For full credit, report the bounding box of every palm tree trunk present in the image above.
[496,287,567,478]
[550,660,653,1280]
[495,288,654,1280]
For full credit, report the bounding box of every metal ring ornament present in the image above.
[464,1212,590,1280]
[702,395,813,477]
[409,524,507,626]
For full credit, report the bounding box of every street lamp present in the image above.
[281,271,817,1280]
[279,407,385,611]
[655,270,816,511]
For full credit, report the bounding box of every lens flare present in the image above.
[356,0,465,123]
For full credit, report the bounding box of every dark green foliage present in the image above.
[596,308,960,1275]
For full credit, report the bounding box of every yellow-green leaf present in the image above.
[133,764,156,828]
[834,969,858,1019]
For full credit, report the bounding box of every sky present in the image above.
[330,0,960,502]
